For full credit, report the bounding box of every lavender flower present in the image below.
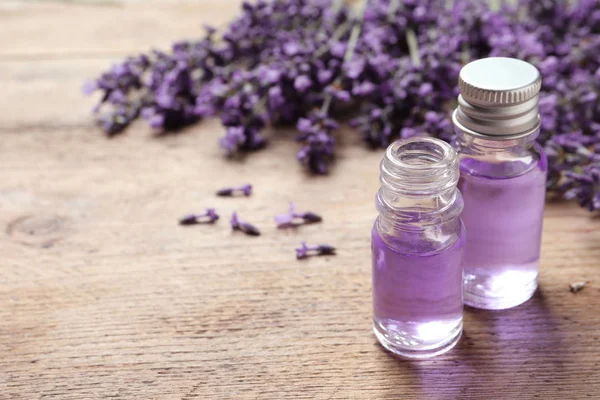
[274,202,323,228]
[230,211,261,236]
[85,0,600,211]
[296,111,338,174]
[179,208,219,225]
[216,184,253,197]
[295,241,336,259]
[562,164,600,212]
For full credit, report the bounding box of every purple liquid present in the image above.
[372,224,464,356]
[459,156,547,309]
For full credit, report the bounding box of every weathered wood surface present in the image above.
[1,1,599,399]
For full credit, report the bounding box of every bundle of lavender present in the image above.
[84,0,600,211]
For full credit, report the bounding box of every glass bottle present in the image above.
[452,57,547,310]
[372,137,465,358]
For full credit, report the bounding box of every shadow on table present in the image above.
[378,288,563,398]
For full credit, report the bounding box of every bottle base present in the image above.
[464,277,538,310]
[373,319,463,359]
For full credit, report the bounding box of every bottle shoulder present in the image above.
[457,142,547,179]
[373,217,465,256]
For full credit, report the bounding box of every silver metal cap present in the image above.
[454,57,542,138]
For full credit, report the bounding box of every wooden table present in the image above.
[1,1,599,398]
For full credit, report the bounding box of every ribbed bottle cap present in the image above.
[454,57,542,138]
[459,57,541,106]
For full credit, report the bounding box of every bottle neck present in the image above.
[375,138,463,232]
[453,126,542,178]
[453,127,540,156]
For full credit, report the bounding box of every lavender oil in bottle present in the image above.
[372,138,465,358]
[452,57,547,310]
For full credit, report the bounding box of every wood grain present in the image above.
[1,1,599,399]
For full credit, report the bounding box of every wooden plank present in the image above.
[0,59,106,129]
[1,1,600,399]
[1,126,599,399]
[0,1,243,58]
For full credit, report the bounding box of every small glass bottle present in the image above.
[372,137,465,358]
[452,57,547,310]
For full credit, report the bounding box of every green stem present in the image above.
[388,0,400,14]
[406,29,421,68]
[251,95,268,116]
[332,0,346,14]
[314,20,352,58]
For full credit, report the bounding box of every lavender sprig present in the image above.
[295,241,336,259]
[230,211,261,236]
[179,208,219,225]
[562,164,600,212]
[216,184,253,197]
[274,202,323,228]
[295,0,368,174]
[295,111,339,174]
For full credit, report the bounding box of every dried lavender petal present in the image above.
[216,188,235,196]
[230,211,240,230]
[301,212,323,223]
[239,222,261,236]
[274,202,297,228]
[230,211,260,236]
[274,214,294,228]
[205,208,220,223]
[296,242,336,259]
[217,184,252,197]
[179,214,200,225]
[275,203,323,228]
[295,242,309,259]
[316,244,336,255]
[569,280,589,293]
[240,184,253,196]
[179,208,219,225]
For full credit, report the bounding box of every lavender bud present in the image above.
[316,244,336,255]
[230,211,261,236]
[275,202,323,228]
[239,222,261,236]
[295,242,309,259]
[295,242,336,259]
[274,214,294,228]
[206,208,220,223]
[301,212,323,223]
[179,214,200,225]
[240,184,253,196]
[179,208,219,225]
[217,184,253,197]
[216,188,235,196]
